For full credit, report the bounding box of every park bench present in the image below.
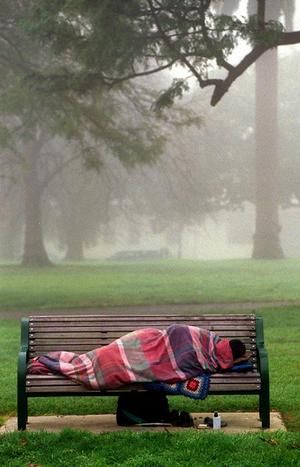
[17,314,270,430]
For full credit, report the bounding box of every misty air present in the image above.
[0,1,299,463]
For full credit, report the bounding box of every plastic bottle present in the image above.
[213,411,221,430]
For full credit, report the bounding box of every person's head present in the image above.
[229,339,246,361]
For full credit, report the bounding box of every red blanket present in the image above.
[28,324,233,389]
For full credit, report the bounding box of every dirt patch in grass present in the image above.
[1,300,300,320]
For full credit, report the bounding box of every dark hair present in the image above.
[229,339,246,360]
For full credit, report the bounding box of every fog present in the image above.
[1,4,300,265]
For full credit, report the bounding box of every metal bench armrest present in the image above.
[17,318,29,430]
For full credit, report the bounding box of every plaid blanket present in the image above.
[28,324,233,390]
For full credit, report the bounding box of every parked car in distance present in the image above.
[107,248,170,261]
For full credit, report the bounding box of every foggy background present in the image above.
[0,1,299,264]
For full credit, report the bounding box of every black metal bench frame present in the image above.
[17,314,270,430]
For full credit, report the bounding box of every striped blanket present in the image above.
[28,324,234,390]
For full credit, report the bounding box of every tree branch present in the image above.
[257,0,266,29]
[147,0,206,86]
[277,30,300,45]
[210,44,268,105]
[106,60,178,86]
[209,28,300,106]
[206,0,300,106]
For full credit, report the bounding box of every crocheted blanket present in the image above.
[145,374,211,400]
[28,324,233,390]
[144,362,254,400]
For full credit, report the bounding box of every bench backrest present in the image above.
[25,314,258,364]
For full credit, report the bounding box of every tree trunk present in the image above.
[252,49,284,259]
[22,144,52,266]
[176,224,184,259]
[62,205,85,261]
[0,196,23,260]
[0,217,22,260]
[64,235,84,261]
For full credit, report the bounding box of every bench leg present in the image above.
[18,345,29,431]
[259,387,270,428]
[17,391,28,431]
[256,319,270,429]
[259,360,270,428]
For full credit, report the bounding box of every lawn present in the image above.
[1,430,300,466]
[0,260,299,466]
[0,259,300,309]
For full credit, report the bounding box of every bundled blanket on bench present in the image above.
[28,324,234,390]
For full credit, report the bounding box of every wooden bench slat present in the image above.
[30,322,255,335]
[29,320,256,326]
[29,338,257,347]
[30,314,256,321]
[29,355,258,364]
[29,331,256,341]
[29,343,257,352]
[26,378,261,387]
[26,379,261,389]
[26,384,261,394]
[30,319,256,327]
[29,338,257,346]
[26,372,261,383]
[30,328,256,334]
[29,347,257,357]
[29,340,257,348]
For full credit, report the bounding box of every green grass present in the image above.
[1,259,300,310]
[1,430,300,466]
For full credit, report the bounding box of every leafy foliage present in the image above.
[154,79,190,112]
[0,1,184,265]
[246,16,285,47]
[22,0,299,108]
